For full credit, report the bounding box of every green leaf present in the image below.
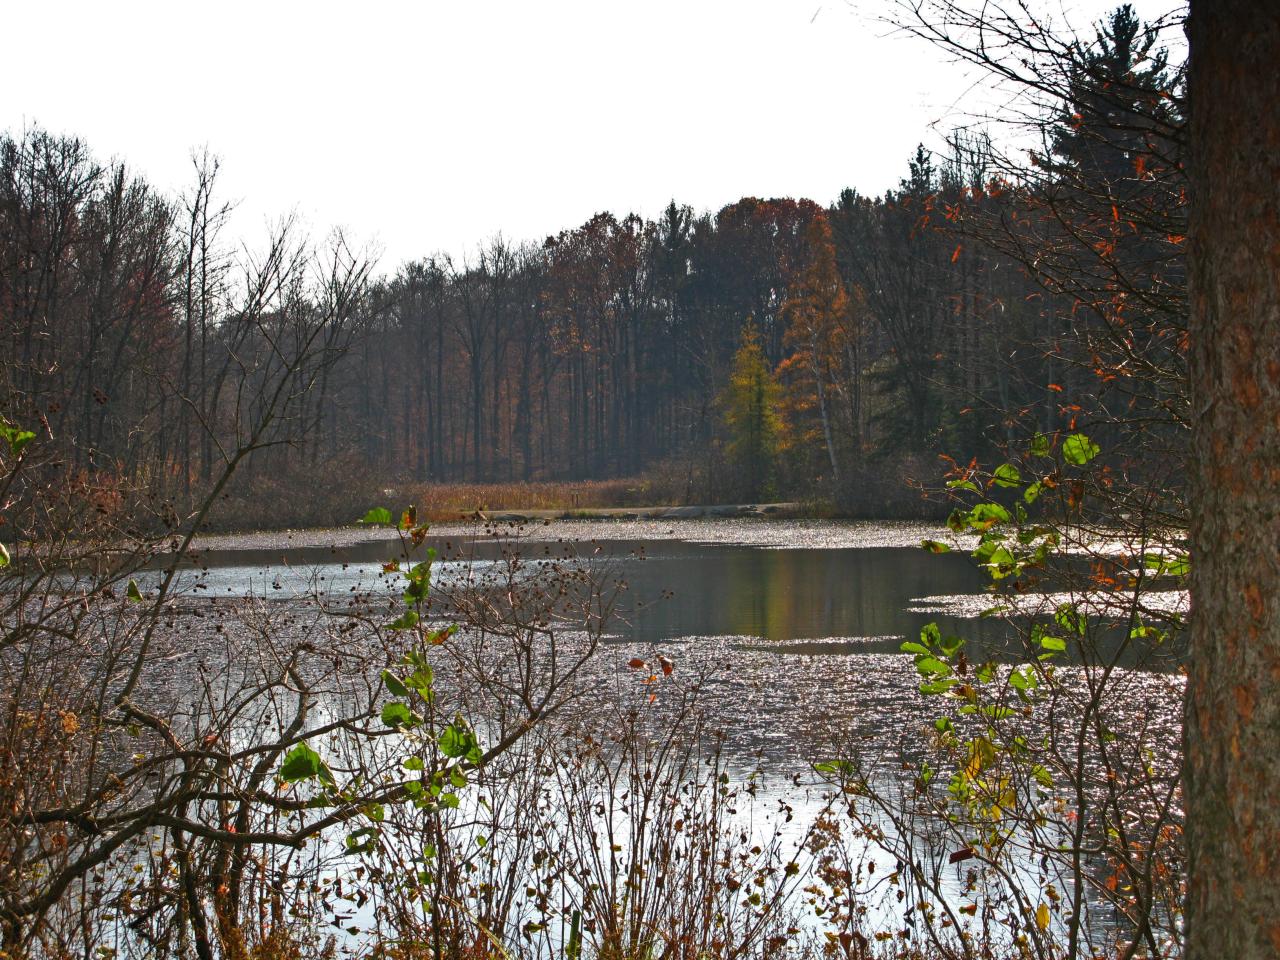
[126,579,144,603]
[992,463,1022,488]
[397,657,435,704]
[1054,603,1086,636]
[900,641,932,656]
[973,537,999,564]
[382,670,410,698]
[1130,623,1166,643]
[357,507,393,526]
[921,539,952,554]
[1008,667,1039,693]
[1143,552,1189,577]
[475,834,487,848]
[381,701,417,729]
[387,610,419,631]
[813,759,856,776]
[914,656,952,678]
[1023,481,1043,504]
[345,825,380,853]
[1062,433,1100,466]
[967,503,1011,531]
[980,705,1018,720]
[450,766,468,788]
[403,580,429,605]
[920,678,959,695]
[0,542,9,568]
[946,478,980,492]
[1038,635,1067,652]
[280,743,334,787]
[1030,433,1051,457]
[938,633,965,657]
[439,724,482,763]
[985,546,1016,577]
[407,554,435,579]
[0,419,36,458]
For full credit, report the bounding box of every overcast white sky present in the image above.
[3,0,1180,269]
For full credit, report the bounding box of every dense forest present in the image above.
[0,9,1184,527]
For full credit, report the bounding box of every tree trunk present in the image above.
[1185,5,1280,959]
[811,329,839,484]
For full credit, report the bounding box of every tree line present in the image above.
[0,5,1183,520]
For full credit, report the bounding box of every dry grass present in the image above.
[199,452,946,533]
[399,476,690,519]
[201,458,701,531]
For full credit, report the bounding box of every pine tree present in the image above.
[722,322,784,501]
[1049,4,1180,187]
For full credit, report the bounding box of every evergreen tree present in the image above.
[722,321,783,501]
[1049,4,1180,187]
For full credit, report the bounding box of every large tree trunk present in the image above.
[1185,5,1280,959]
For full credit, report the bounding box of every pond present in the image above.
[168,518,1006,652]
[141,518,1185,952]
[152,516,1182,775]
[165,516,1184,664]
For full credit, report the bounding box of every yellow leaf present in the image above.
[1035,902,1050,932]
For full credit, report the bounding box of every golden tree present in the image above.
[722,321,784,501]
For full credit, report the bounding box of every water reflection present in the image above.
[607,541,1008,653]
[158,529,1012,655]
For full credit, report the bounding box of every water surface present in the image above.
[167,519,1008,655]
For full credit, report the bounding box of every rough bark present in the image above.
[1185,4,1280,959]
